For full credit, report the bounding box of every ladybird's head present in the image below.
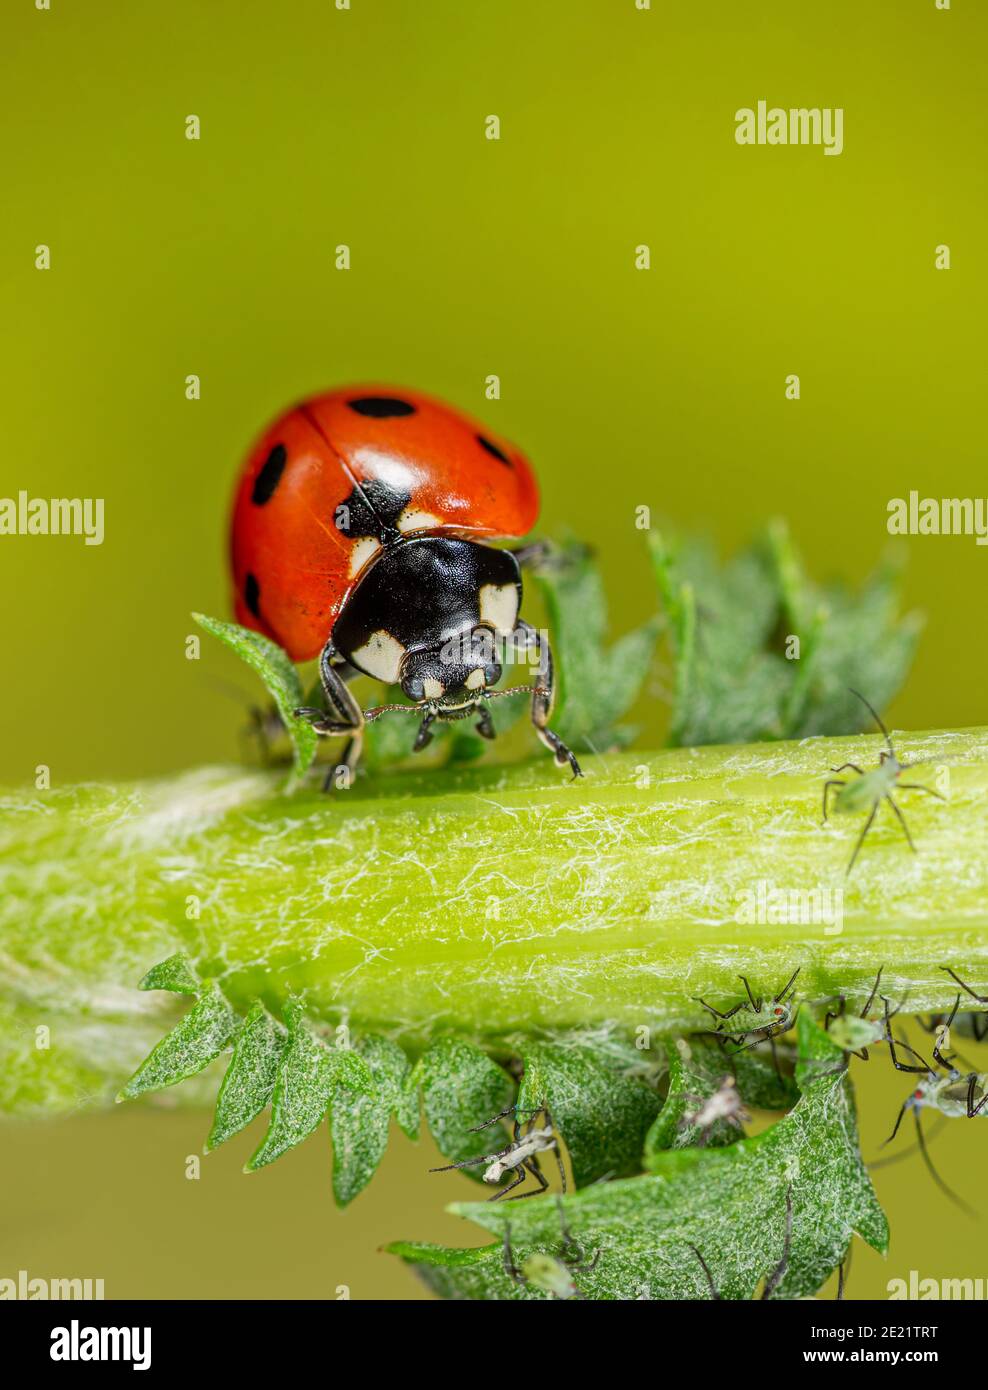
[400,627,502,706]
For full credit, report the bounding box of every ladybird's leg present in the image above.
[296,642,366,785]
[507,539,555,571]
[475,705,496,741]
[513,620,582,779]
[413,712,436,752]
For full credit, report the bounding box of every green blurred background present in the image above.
[2,0,985,1299]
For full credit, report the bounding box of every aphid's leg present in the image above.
[687,1246,722,1301]
[830,763,864,775]
[881,997,933,1073]
[966,1073,988,1119]
[760,1186,794,1300]
[495,1158,550,1202]
[846,802,878,875]
[822,779,846,824]
[513,619,582,779]
[861,966,884,1019]
[941,966,988,1005]
[413,712,436,752]
[502,1224,525,1285]
[738,976,762,1012]
[768,1035,781,1079]
[882,1098,911,1147]
[475,705,496,740]
[489,1168,530,1202]
[932,994,961,1069]
[898,782,947,802]
[884,795,915,852]
[774,966,801,1004]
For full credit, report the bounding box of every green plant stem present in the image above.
[3,727,987,1116]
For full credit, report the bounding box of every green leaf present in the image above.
[645,1036,798,1157]
[536,545,659,752]
[518,1042,661,1186]
[411,1038,515,1180]
[329,1035,416,1207]
[192,612,317,786]
[390,1011,887,1300]
[139,952,199,995]
[206,1002,287,1151]
[648,523,919,746]
[246,1003,373,1171]
[118,983,238,1101]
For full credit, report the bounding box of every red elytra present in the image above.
[230,386,539,662]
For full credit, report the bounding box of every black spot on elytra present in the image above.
[347,396,416,419]
[335,478,411,539]
[252,444,287,505]
[476,433,512,466]
[244,572,261,619]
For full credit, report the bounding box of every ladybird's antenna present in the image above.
[848,687,895,758]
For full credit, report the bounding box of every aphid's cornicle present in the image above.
[822,687,946,875]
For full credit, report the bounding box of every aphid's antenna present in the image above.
[848,686,895,758]
[913,1111,976,1216]
[760,1185,794,1300]
[941,966,988,1005]
[428,1153,495,1173]
[774,966,801,1003]
[687,1245,722,1300]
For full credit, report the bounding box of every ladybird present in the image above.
[230,386,581,784]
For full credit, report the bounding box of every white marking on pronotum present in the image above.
[351,630,406,684]
[478,582,519,634]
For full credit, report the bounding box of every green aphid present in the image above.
[694,967,801,1056]
[823,966,931,1073]
[822,688,946,875]
[502,1198,599,1300]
